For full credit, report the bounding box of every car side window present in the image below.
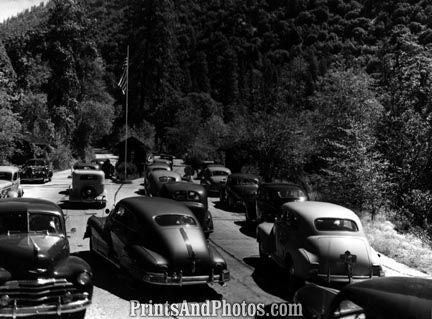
[12,173,17,181]
[113,206,138,231]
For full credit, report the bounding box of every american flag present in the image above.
[117,57,128,94]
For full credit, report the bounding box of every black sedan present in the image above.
[0,198,93,318]
[84,196,230,286]
[220,173,259,212]
[294,276,432,319]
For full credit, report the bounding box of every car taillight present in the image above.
[0,295,10,307]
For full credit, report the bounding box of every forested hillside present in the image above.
[2,0,432,237]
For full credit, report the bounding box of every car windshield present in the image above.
[238,178,258,185]
[155,214,197,227]
[277,188,306,199]
[27,160,46,166]
[0,172,12,181]
[0,212,63,234]
[314,218,359,232]
[211,170,229,176]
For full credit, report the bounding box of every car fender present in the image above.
[257,222,275,254]
[127,245,168,270]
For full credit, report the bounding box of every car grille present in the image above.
[0,278,79,307]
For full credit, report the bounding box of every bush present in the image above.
[115,161,138,179]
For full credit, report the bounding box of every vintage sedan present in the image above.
[68,169,106,207]
[159,182,214,238]
[257,201,384,283]
[144,163,172,178]
[294,277,432,319]
[220,173,259,212]
[20,158,53,183]
[84,196,230,286]
[0,198,93,318]
[0,166,24,198]
[145,170,182,196]
[253,182,308,223]
[200,166,231,195]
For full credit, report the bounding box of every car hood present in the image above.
[0,180,12,187]
[157,226,213,273]
[0,234,69,278]
[307,235,372,276]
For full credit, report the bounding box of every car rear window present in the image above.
[314,218,359,232]
[155,214,197,227]
[277,188,306,199]
[159,176,176,183]
[211,170,229,176]
[238,178,258,185]
[80,174,98,180]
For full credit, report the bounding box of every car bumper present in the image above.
[315,273,382,283]
[0,293,91,318]
[142,269,230,286]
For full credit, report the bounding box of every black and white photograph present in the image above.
[1,0,432,318]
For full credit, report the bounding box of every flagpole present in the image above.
[124,45,129,180]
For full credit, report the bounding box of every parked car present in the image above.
[0,198,93,318]
[252,183,308,222]
[20,158,53,183]
[159,182,214,238]
[145,170,181,196]
[294,276,432,319]
[84,196,230,286]
[0,166,24,198]
[144,163,172,179]
[220,173,259,212]
[257,201,384,283]
[200,166,231,195]
[69,169,107,207]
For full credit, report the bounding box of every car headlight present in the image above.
[76,271,91,285]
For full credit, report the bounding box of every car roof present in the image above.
[207,166,230,172]
[335,277,432,318]
[283,201,360,222]
[120,196,194,221]
[73,169,104,176]
[161,182,206,193]
[260,182,304,190]
[149,170,181,179]
[229,173,258,179]
[0,198,63,215]
[0,166,19,173]
[148,163,171,169]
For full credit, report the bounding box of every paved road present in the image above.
[22,168,289,319]
[21,163,428,318]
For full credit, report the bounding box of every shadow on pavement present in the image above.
[59,201,105,210]
[74,251,223,304]
[243,256,304,302]
[234,220,256,238]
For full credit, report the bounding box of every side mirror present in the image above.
[105,208,110,215]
